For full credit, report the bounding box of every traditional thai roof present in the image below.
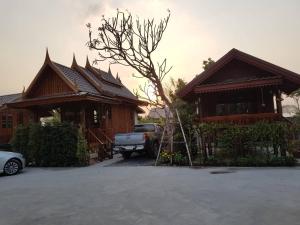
[3,50,147,110]
[67,54,138,101]
[54,62,99,94]
[178,48,300,99]
[0,93,22,109]
[8,50,144,106]
[79,66,137,100]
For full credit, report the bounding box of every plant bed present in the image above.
[193,156,297,167]
[158,150,190,166]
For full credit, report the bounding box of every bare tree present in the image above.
[87,9,172,108]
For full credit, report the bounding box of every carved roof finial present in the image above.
[116,72,122,83]
[22,86,26,97]
[45,47,51,63]
[85,55,91,68]
[108,65,112,75]
[71,53,78,68]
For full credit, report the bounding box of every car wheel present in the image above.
[4,159,21,176]
[122,152,132,159]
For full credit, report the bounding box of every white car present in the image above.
[0,151,25,175]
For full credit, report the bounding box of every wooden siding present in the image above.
[111,105,134,135]
[199,87,275,118]
[195,77,282,94]
[200,112,281,124]
[27,65,73,98]
[0,108,30,143]
[203,59,276,85]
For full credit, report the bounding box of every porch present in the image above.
[196,86,283,124]
[9,94,136,162]
[200,112,281,124]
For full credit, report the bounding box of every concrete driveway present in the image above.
[0,156,300,225]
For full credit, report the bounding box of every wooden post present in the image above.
[33,109,39,123]
[198,96,203,118]
[80,104,86,132]
[276,90,283,115]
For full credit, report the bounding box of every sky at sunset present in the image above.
[0,0,300,108]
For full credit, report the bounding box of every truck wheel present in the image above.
[122,152,132,159]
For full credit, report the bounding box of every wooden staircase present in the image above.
[86,128,113,163]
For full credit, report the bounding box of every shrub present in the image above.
[203,156,222,166]
[218,125,251,158]
[27,123,43,165]
[197,121,292,159]
[284,156,297,166]
[173,152,187,165]
[11,125,29,161]
[77,128,89,166]
[160,150,172,164]
[11,122,89,167]
[268,156,297,167]
[159,150,189,165]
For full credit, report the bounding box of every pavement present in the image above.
[0,154,300,225]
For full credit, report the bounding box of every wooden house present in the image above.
[0,50,146,160]
[178,49,300,124]
[0,93,30,144]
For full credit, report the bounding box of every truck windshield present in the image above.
[134,124,155,132]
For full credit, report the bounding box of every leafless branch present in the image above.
[87,9,172,108]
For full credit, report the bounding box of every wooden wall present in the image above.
[27,65,73,98]
[110,104,134,135]
[200,87,275,117]
[82,103,135,140]
[203,59,276,85]
[0,108,30,144]
[0,101,136,144]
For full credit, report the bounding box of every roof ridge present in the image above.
[72,63,103,94]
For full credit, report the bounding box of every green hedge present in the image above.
[201,155,296,167]
[194,121,298,166]
[11,122,89,167]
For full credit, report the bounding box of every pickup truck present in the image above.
[113,123,163,159]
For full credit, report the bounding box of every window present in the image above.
[216,104,225,116]
[216,102,254,116]
[1,115,5,128]
[1,114,13,128]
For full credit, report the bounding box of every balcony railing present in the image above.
[200,112,282,124]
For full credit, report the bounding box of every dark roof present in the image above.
[54,63,99,94]
[49,61,137,101]
[1,52,144,108]
[178,48,300,98]
[80,67,137,100]
[97,68,122,86]
[0,93,22,107]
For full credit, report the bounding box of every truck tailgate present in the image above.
[114,133,145,146]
